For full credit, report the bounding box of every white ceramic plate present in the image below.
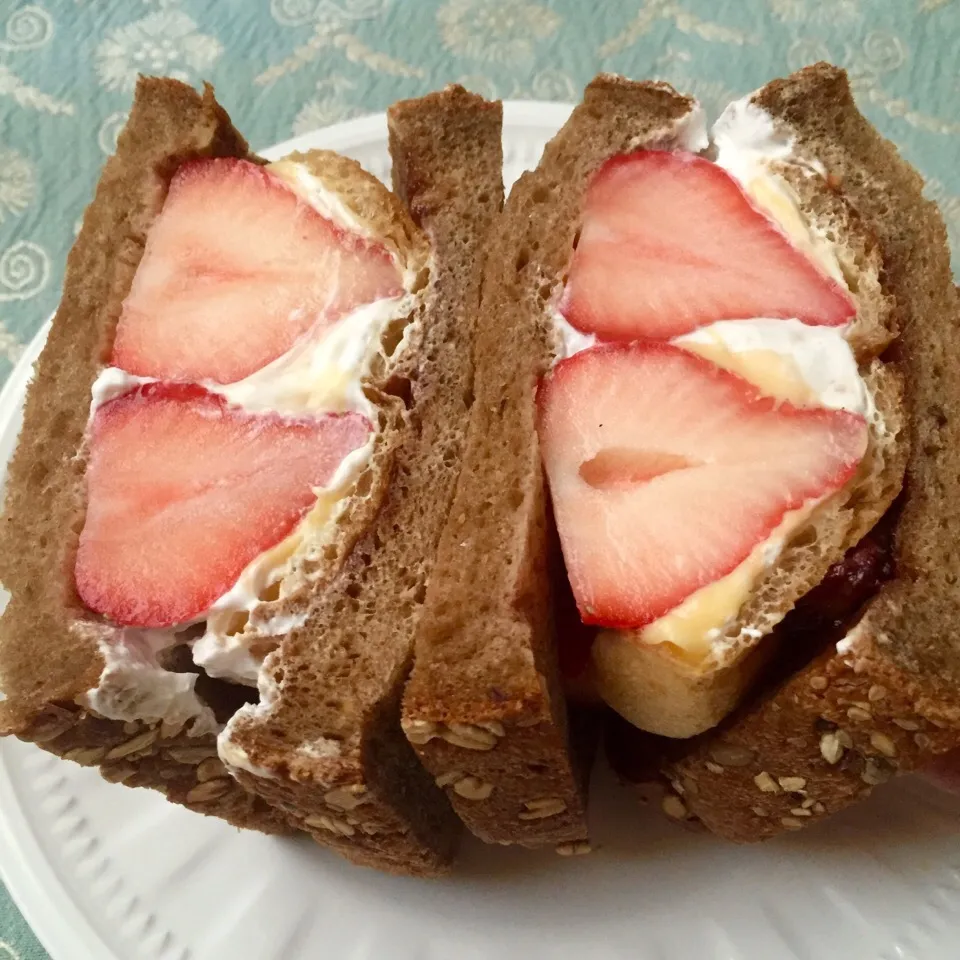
[2,106,960,960]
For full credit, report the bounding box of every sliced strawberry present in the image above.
[75,382,370,627]
[559,151,854,341]
[112,158,402,384]
[537,343,867,628]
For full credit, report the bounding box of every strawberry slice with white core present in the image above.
[111,158,403,384]
[559,151,854,342]
[75,382,370,628]
[537,343,867,628]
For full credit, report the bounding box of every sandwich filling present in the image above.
[541,97,876,669]
[76,156,424,728]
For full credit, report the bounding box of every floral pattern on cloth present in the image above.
[0,0,958,954]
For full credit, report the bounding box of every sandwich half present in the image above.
[218,87,505,875]
[657,64,960,841]
[0,76,493,866]
[522,63,957,841]
[503,68,907,748]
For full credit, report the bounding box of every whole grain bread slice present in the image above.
[661,63,960,840]
[0,77,289,833]
[0,76,430,835]
[398,76,714,848]
[220,86,504,876]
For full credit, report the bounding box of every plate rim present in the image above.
[0,759,115,960]
[0,100,573,960]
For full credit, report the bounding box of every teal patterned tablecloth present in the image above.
[0,0,958,956]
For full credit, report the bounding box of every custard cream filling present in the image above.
[82,159,421,716]
[550,97,870,658]
[629,318,867,660]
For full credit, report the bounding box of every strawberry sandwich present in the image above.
[0,77,505,876]
[404,65,957,851]
[539,97,902,740]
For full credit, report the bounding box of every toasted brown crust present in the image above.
[223,86,505,876]
[0,77,250,727]
[663,63,960,840]
[280,150,427,267]
[400,76,704,846]
[0,77,294,833]
[17,700,291,833]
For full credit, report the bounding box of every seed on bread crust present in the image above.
[22,706,76,743]
[861,758,895,785]
[197,757,227,782]
[64,746,108,765]
[324,785,370,811]
[185,777,232,803]
[892,718,920,731]
[681,776,699,797]
[777,776,807,792]
[452,776,494,800]
[305,814,355,837]
[100,761,137,783]
[477,720,505,737]
[167,745,219,764]
[662,795,688,820]
[704,761,725,775]
[780,817,805,830]
[106,728,159,760]
[160,718,186,740]
[518,797,567,820]
[708,744,756,767]
[401,717,500,750]
[754,772,780,793]
[847,706,872,723]
[556,841,592,856]
[400,718,437,744]
[820,731,846,764]
[435,770,463,787]
[447,722,500,750]
[187,777,232,803]
[869,732,897,757]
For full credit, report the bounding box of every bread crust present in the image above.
[222,86,505,876]
[661,63,960,840]
[399,75,705,847]
[0,77,292,833]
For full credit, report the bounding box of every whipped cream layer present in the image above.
[712,97,846,286]
[82,158,421,720]
[549,96,871,658]
[80,626,218,736]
